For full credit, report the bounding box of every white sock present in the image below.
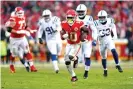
[52,60,59,71]
[66,64,76,77]
[10,61,14,65]
[29,61,33,66]
[24,62,29,67]
[85,65,90,71]
[116,63,120,66]
[104,68,107,70]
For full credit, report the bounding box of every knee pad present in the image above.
[65,61,71,65]
[69,55,74,61]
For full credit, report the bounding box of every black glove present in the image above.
[39,38,43,44]
[7,27,12,32]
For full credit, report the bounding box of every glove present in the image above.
[62,33,68,39]
[92,40,97,46]
[39,38,43,44]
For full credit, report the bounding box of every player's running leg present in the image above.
[47,41,60,73]
[84,57,91,79]
[9,54,15,73]
[111,49,123,72]
[65,60,78,82]
[22,37,37,72]
[83,41,92,79]
[18,47,30,72]
[109,41,123,73]
[102,59,107,77]
[25,52,37,72]
[51,54,59,73]
[100,44,108,77]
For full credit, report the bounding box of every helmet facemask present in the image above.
[77,10,86,18]
[97,10,108,24]
[42,9,52,22]
[16,10,24,18]
[43,15,51,22]
[98,16,107,23]
[67,16,76,26]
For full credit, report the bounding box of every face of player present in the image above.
[16,10,24,18]
[77,11,85,18]
[67,17,75,26]
[98,16,107,23]
[43,15,50,22]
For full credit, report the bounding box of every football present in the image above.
[80,31,88,42]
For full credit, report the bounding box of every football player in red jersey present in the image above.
[61,9,88,82]
[5,7,37,73]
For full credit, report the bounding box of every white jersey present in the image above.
[37,16,62,42]
[77,15,93,27]
[94,18,117,44]
[77,15,97,40]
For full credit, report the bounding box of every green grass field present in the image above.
[1,62,133,89]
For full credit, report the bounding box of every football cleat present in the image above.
[25,67,30,72]
[73,57,78,68]
[10,65,15,73]
[116,65,123,73]
[55,70,59,74]
[103,70,108,77]
[83,71,88,79]
[30,65,37,72]
[71,76,78,82]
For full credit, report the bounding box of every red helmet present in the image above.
[66,9,77,26]
[15,7,24,18]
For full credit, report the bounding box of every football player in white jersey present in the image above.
[94,10,123,77]
[37,9,62,73]
[76,4,97,79]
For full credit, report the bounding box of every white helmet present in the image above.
[11,11,15,17]
[97,10,108,23]
[76,4,87,18]
[42,9,52,22]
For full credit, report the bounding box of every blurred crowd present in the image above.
[1,1,133,63]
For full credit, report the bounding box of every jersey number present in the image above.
[46,27,57,35]
[69,32,77,42]
[18,20,25,29]
[99,28,110,37]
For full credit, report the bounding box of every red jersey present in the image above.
[61,21,84,44]
[9,16,26,38]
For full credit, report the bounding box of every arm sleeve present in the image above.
[90,22,98,40]
[111,23,117,39]
[55,17,62,32]
[37,25,43,38]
